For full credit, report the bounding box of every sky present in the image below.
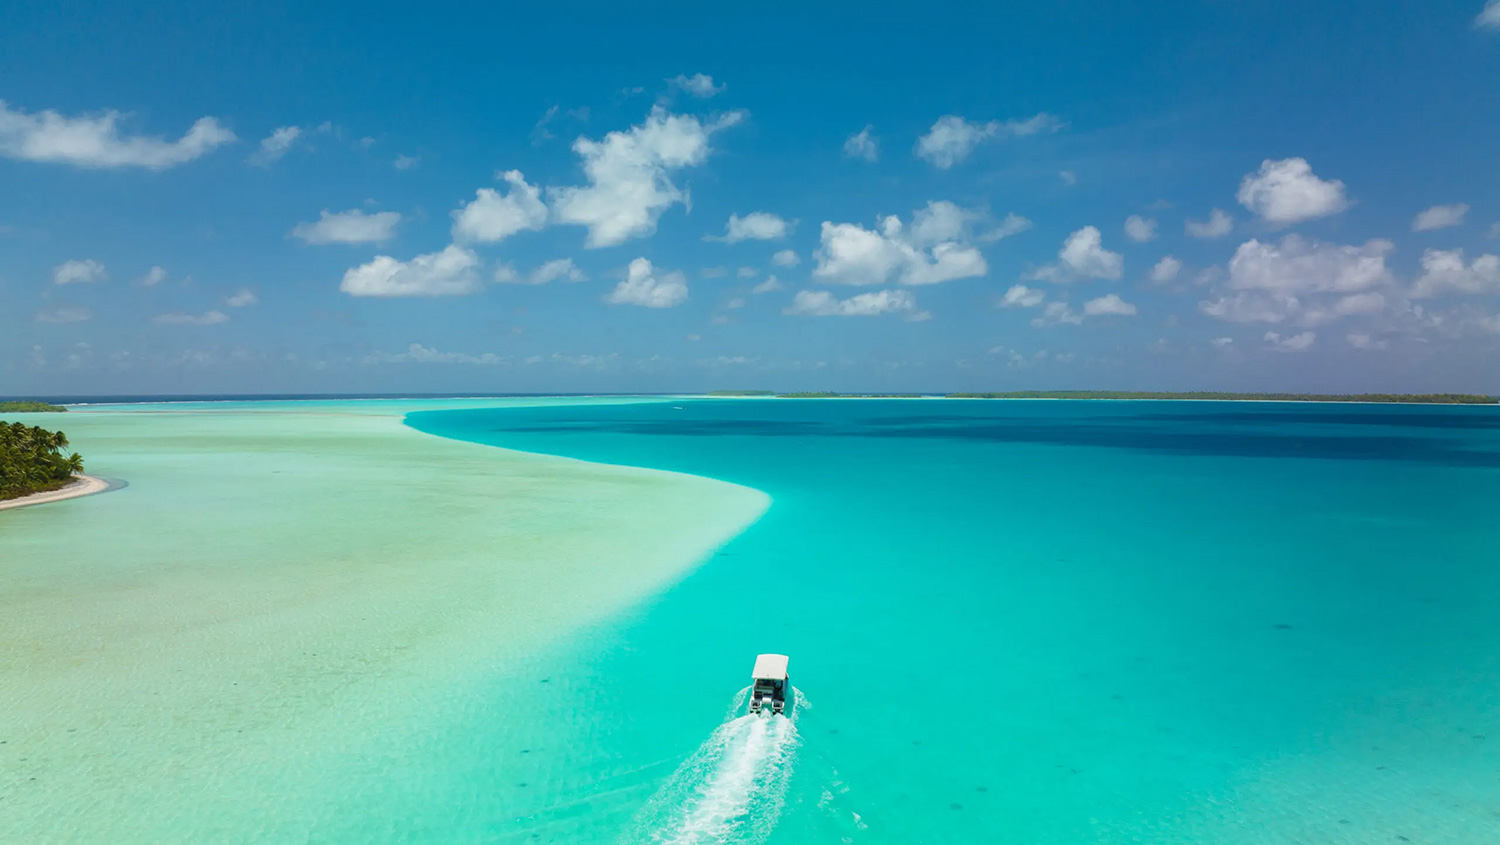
[3,0,1500,396]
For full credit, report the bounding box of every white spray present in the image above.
[623,688,803,845]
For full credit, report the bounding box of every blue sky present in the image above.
[4,0,1500,395]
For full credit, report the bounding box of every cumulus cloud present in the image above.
[1083,293,1137,317]
[0,100,235,169]
[1059,170,1077,186]
[1198,235,1394,326]
[292,208,402,244]
[606,257,688,307]
[34,305,93,323]
[751,275,783,294]
[1186,208,1234,238]
[226,289,258,307]
[451,170,547,243]
[844,126,878,162]
[53,259,106,285]
[668,73,724,98]
[495,258,587,285]
[139,266,167,287]
[1124,215,1158,243]
[152,310,228,326]
[1149,256,1182,283]
[340,245,482,297]
[1237,158,1349,225]
[248,126,302,166]
[393,154,420,170]
[1264,330,1315,352]
[999,284,1045,308]
[708,212,788,243]
[1031,301,1083,327]
[813,201,991,286]
[1411,248,1500,298]
[1028,226,1123,282]
[364,343,504,365]
[914,113,1063,168]
[1478,0,1500,28]
[771,249,799,267]
[1211,337,1234,349]
[982,213,1033,242]
[550,107,743,247]
[784,289,924,318]
[1412,203,1469,232]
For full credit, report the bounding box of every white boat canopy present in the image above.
[752,653,790,680]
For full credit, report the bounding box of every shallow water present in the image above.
[408,398,1500,843]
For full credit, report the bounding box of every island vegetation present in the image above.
[0,400,68,412]
[1,422,86,501]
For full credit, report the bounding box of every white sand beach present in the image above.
[0,400,769,841]
[0,474,109,511]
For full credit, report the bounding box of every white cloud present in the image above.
[1198,235,1394,326]
[550,107,743,247]
[1236,158,1349,225]
[451,170,547,243]
[1490,221,1500,239]
[248,126,302,167]
[0,101,235,169]
[1211,337,1233,349]
[984,213,1033,241]
[1083,293,1137,317]
[292,208,402,244]
[1412,203,1469,232]
[737,266,757,278]
[494,259,586,285]
[606,257,688,307]
[340,245,482,297]
[1227,235,1393,295]
[709,212,788,243]
[1059,170,1077,186]
[364,343,504,365]
[394,154,419,170]
[1124,215,1158,243]
[1478,0,1500,28]
[34,305,92,323]
[153,310,228,326]
[53,259,106,285]
[844,126,878,162]
[140,265,167,287]
[1264,330,1315,352]
[1186,208,1234,238]
[668,73,724,98]
[1029,226,1123,282]
[771,249,799,267]
[1031,301,1082,327]
[914,113,1063,168]
[784,289,924,318]
[1149,255,1182,283]
[813,201,990,286]
[1346,332,1389,350]
[226,289,258,307]
[999,284,1045,308]
[1411,248,1500,297]
[751,275,783,294]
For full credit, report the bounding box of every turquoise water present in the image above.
[403,399,1500,843]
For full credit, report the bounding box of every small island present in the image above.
[707,391,1497,404]
[0,400,69,412]
[1,421,87,501]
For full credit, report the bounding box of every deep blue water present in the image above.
[405,399,1500,843]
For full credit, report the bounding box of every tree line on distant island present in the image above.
[706,390,1498,404]
[1,422,86,500]
[0,401,68,412]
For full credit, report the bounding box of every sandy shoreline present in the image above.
[0,474,110,512]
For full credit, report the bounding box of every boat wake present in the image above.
[622,688,803,844]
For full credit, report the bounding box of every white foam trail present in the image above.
[623,691,802,845]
